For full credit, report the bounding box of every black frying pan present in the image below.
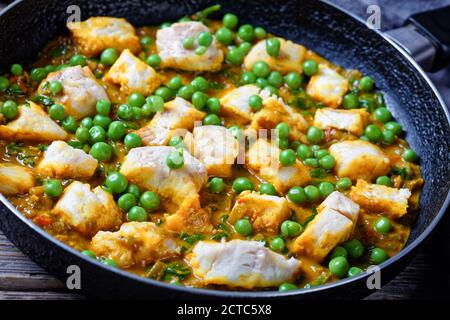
[0,0,449,299]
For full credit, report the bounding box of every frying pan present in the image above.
[0,0,449,299]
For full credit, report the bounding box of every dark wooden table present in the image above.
[1,211,448,300]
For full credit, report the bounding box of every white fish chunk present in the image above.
[0,163,35,196]
[67,17,141,56]
[91,222,178,268]
[219,84,260,124]
[37,141,98,179]
[318,191,360,222]
[329,140,390,181]
[120,146,207,205]
[0,102,67,142]
[314,108,369,136]
[192,125,239,177]
[156,21,223,72]
[104,49,160,96]
[188,239,301,288]
[306,64,349,108]
[38,66,109,119]
[53,181,122,236]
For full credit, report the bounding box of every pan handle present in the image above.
[385,5,450,72]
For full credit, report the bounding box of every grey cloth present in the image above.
[330,0,450,108]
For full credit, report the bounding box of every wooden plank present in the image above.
[0,290,84,300]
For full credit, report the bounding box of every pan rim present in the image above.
[0,0,449,299]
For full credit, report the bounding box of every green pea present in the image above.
[0,76,10,91]
[117,104,134,120]
[374,216,392,234]
[177,85,195,100]
[1,100,18,120]
[276,137,289,150]
[126,184,141,198]
[319,181,335,197]
[166,150,184,169]
[75,127,90,143]
[287,186,306,204]
[139,191,160,210]
[89,142,112,161]
[100,48,118,66]
[10,63,23,76]
[105,172,128,194]
[62,116,77,133]
[223,13,238,29]
[124,133,142,149]
[304,185,320,202]
[146,95,165,112]
[370,247,389,264]
[206,97,220,114]
[336,178,352,191]
[155,86,174,102]
[132,106,142,120]
[44,179,63,197]
[146,54,161,67]
[195,46,207,55]
[314,149,329,158]
[374,107,392,123]
[80,117,93,128]
[183,37,195,49]
[248,94,262,111]
[232,177,254,194]
[403,149,418,162]
[343,239,364,259]
[343,93,359,109]
[296,144,313,160]
[284,72,302,90]
[270,237,285,251]
[279,149,296,166]
[267,71,283,87]
[255,77,268,88]
[238,24,254,42]
[319,155,335,170]
[107,121,126,141]
[278,283,297,291]
[95,99,111,115]
[69,54,87,66]
[81,250,96,259]
[167,75,183,91]
[89,125,106,143]
[234,218,253,236]
[347,266,363,277]
[169,135,183,147]
[359,76,374,91]
[364,124,382,142]
[30,67,46,82]
[382,129,395,144]
[254,27,267,39]
[259,183,277,196]
[328,256,350,278]
[197,31,213,47]
[303,60,318,76]
[239,42,252,54]
[228,125,244,141]
[208,177,225,193]
[203,114,221,126]
[307,126,324,143]
[330,246,348,259]
[191,91,208,110]
[264,85,278,96]
[241,71,256,84]
[140,36,153,47]
[44,65,57,73]
[280,220,303,238]
[101,259,118,268]
[127,92,145,108]
[117,193,137,211]
[226,47,245,65]
[376,176,392,187]
[215,27,233,45]
[191,76,209,92]
[384,121,402,136]
[93,114,112,129]
[252,61,270,78]
[128,206,147,222]
[304,158,319,167]
[49,80,62,95]
[313,143,323,151]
